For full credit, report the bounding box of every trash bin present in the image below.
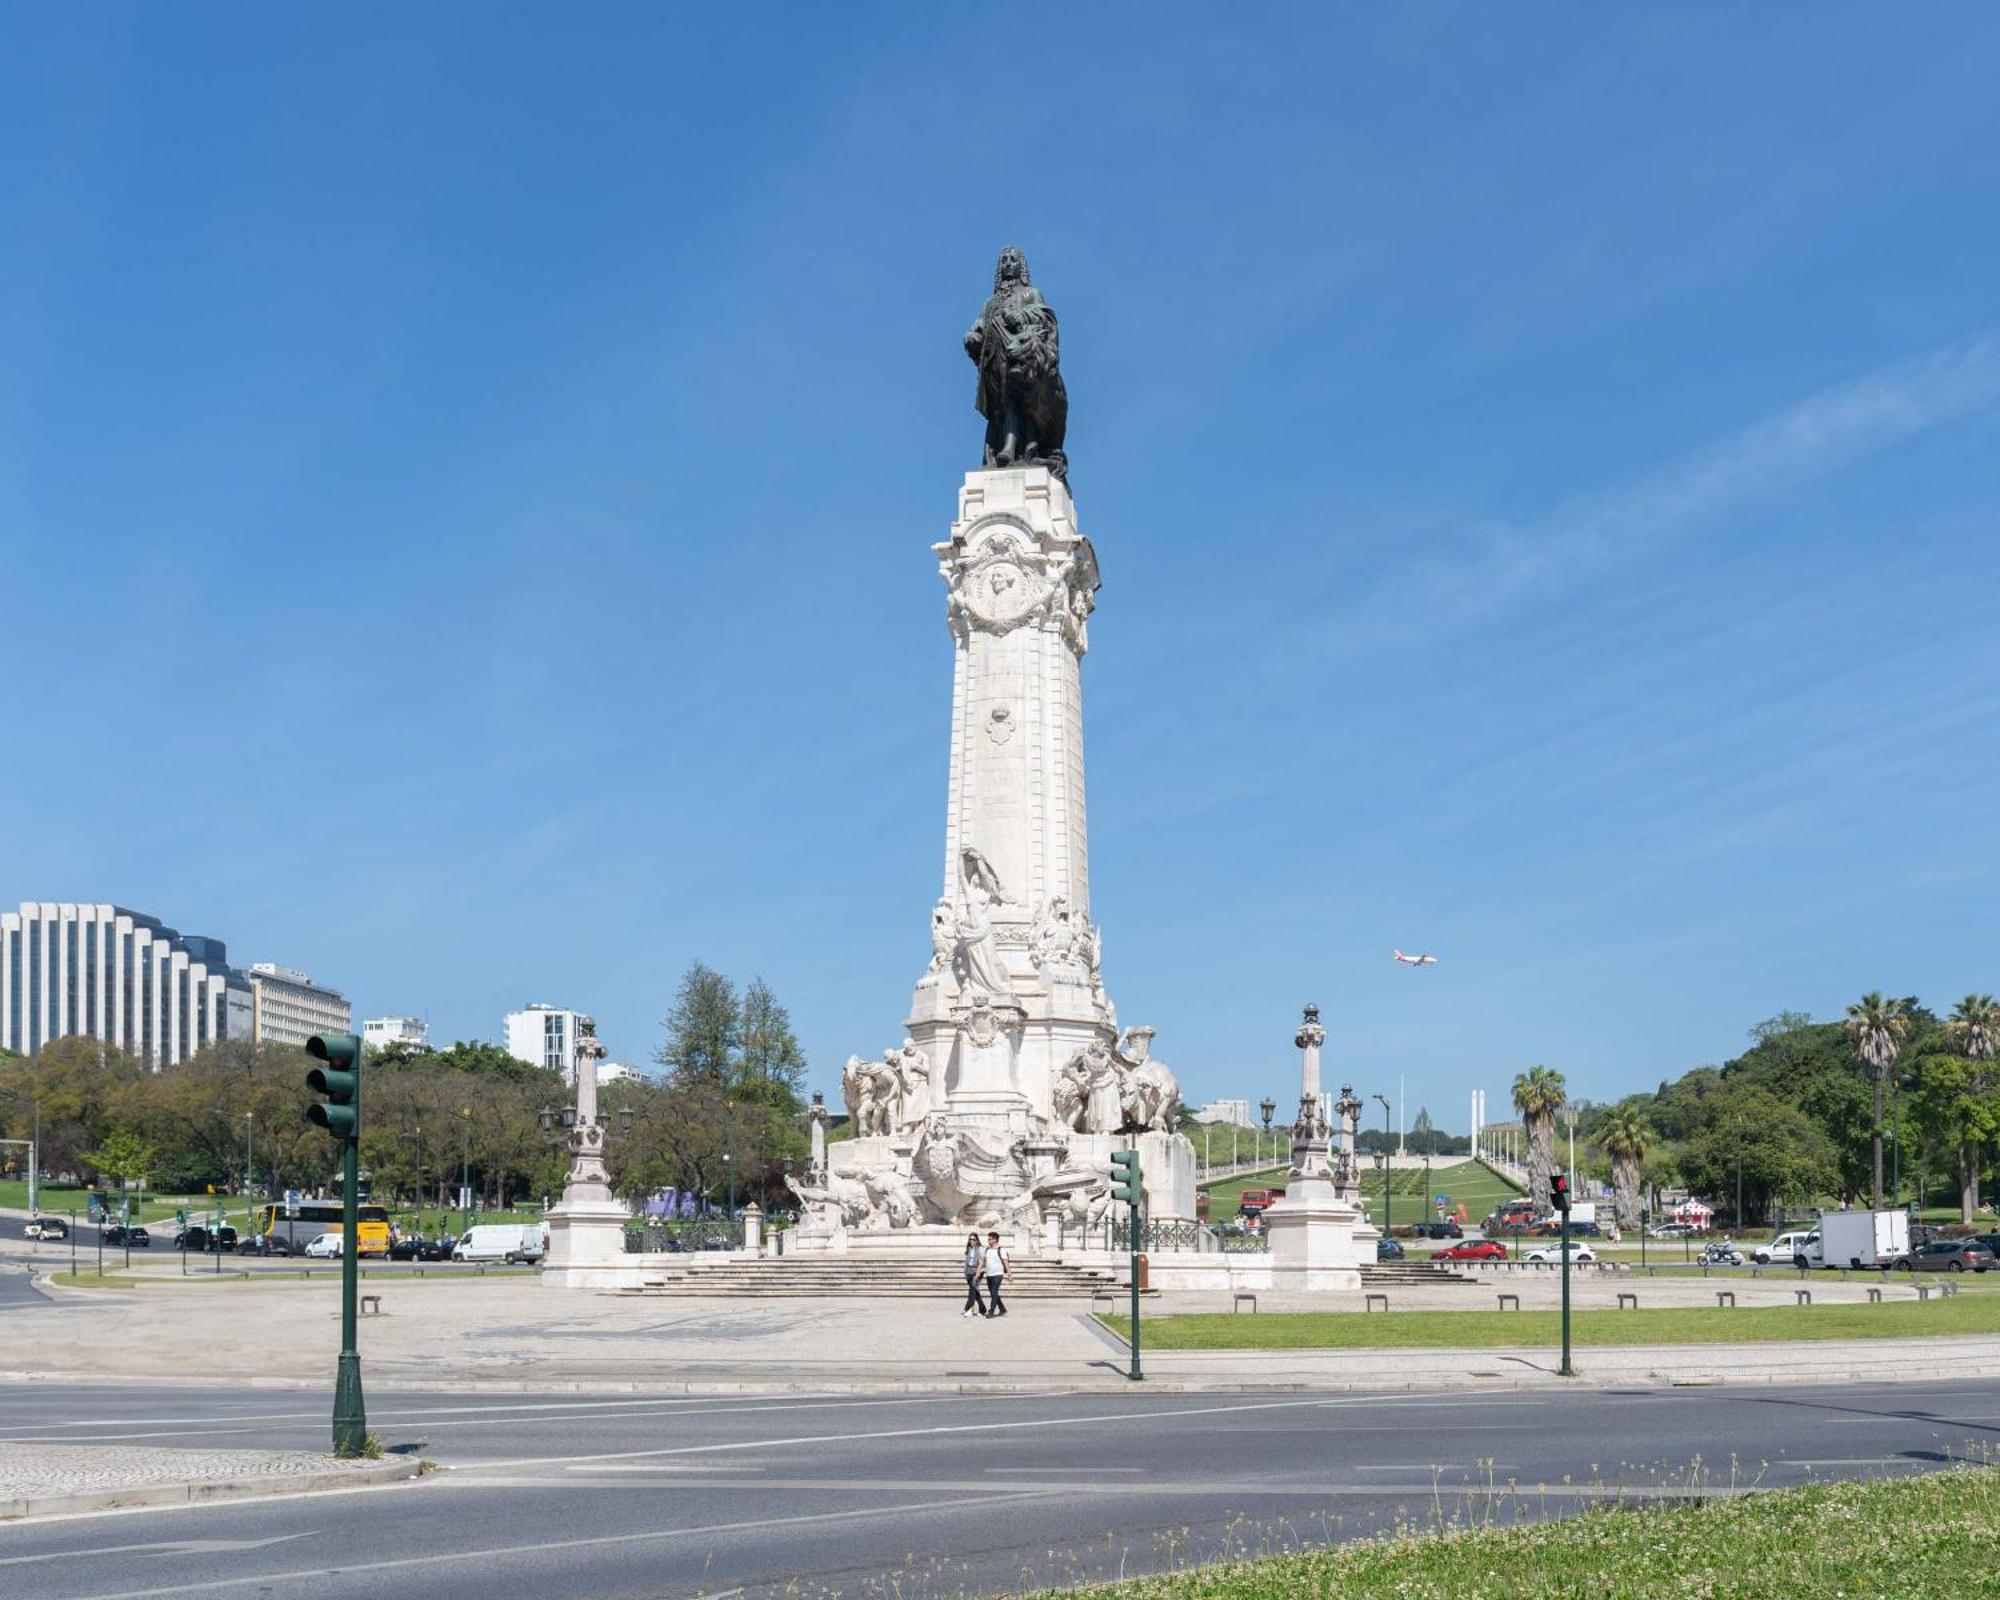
[1136,1252,1150,1291]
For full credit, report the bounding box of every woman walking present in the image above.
[961,1231,987,1317]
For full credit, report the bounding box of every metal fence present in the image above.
[624,1218,743,1254]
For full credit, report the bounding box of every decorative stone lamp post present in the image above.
[540,1017,633,1288]
[1261,1005,1374,1290]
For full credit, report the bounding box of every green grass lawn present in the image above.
[1201,1161,1523,1226]
[1053,1466,2000,1600]
[1109,1292,2000,1349]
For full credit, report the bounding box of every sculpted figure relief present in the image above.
[1029,894,1092,972]
[964,246,1069,481]
[841,1052,900,1137]
[1114,1026,1181,1132]
[890,1040,933,1131]
[952,847,1017,1002]
[928,899,958,972]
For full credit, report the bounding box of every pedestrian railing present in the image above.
[624,1219,743,1254]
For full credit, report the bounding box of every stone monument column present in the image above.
[542,1018,633,1288]
[906,464,1109,1140]
[1262,1003,1372,1290]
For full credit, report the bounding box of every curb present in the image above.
[0,1457,419,1521]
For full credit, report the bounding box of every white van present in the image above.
[451,1223,545,1264]
[1752,1230,1815,1264]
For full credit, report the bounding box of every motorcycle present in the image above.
[1697,1241,1746,1267]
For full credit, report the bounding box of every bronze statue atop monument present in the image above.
[964,246,1069,482]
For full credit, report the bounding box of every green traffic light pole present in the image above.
[1112,1147,1143,1382]
[334,1107,365,1452]
[307,1033,368,1457]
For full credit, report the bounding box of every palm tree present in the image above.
[1597,1107,1651,1232]
[1945,994,1999,1213]
[1844,991,1912,1209]
[1511,1066,1567,1210]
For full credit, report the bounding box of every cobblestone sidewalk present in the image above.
[0,1442,414,1518]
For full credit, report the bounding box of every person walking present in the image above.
[981,1231,1009,1317]
[961,1231,987,1317]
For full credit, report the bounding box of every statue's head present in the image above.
[994,245,1030,289]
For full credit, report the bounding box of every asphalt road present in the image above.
[3,1377,1998,1600]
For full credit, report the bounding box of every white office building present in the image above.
[246,963,352,1048]
[504,1003,599,1082]
[0,901,254,1066]
[362,1016,429,1052]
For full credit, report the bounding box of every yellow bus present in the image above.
[251,1200,391,1257]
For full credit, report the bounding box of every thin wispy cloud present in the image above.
[1354,333,2000,639]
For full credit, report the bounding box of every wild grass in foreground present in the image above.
[1117,1290,2000,1349]
[1049,1466,2000,1600]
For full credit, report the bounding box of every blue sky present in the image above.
[4,7,1997,1127]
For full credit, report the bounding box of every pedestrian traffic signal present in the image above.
[305,1033,362,1141]
[1549,1173,1570,1213]
[1109,1148,1142,1206]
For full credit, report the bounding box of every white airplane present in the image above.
[1392,949,1438,967]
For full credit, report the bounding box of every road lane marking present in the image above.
[49,1488,1052,1600]
[457,1393,1475,1471]
[0,1534,312,1568]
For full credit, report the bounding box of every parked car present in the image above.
[176,1225,209,1252]
[205,1226,239,1253]
[1890,1238,1996,1273]
[1433,1239,1508,1262]
[1532,1218,1600,1237]
[1377,1237,1405,1261]
[1648,1221,1698,1238]
[1412,1220,1463,1239]
[388,1237,425,1262]
[303,1232,343,1259]
[102,1224,151,1247]
[1752,1230,1815,1265]
[23,1217,67,1240]
[1975,1233,2000,1261]
[1523,1241,1597,1264]
[237,1232,291,1256]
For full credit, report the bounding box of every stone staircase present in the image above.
[1360,1261,1478,1287]
[617,1255,1130,1299]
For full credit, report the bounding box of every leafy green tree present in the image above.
[1845,992,1913,1208]
[1511,1065,1566,1204]
[1675,1087,1836,1227]
[737,977,807,1110]
[657,962,739,1084]
[83,1128,156,1193]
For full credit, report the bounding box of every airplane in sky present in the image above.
[1392,949,1438,967]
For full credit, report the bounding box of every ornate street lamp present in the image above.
[1259,1097,1275,1168]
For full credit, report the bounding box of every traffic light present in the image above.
[1109,1148,1142,1206]
[1549,1173,1570,1213]
[305,1033,362,1141]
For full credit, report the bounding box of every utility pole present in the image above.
[1372,1093,1393,1238]
[244,1112,255,1200]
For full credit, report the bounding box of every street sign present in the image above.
[457,1185,472,1211]
[284,1189,300,1219]
[1434,1193,1448,1205]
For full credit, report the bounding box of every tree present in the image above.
[1844,992,1912,1208]
[1511,1065,1566,1207]
[1410,1106,1435,1155]
[1910,1053,2000,1224]
[736,977,807,1110]
[83,1128,156,1193]
[1676,1086,1837,1226]
[657,963,739,1084]
[1597,1105,1651,1231]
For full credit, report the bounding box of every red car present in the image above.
[1433,1239,1508,1262]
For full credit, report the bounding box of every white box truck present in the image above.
[1792,1209,1909,1270]
[452,1223,546,1264]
